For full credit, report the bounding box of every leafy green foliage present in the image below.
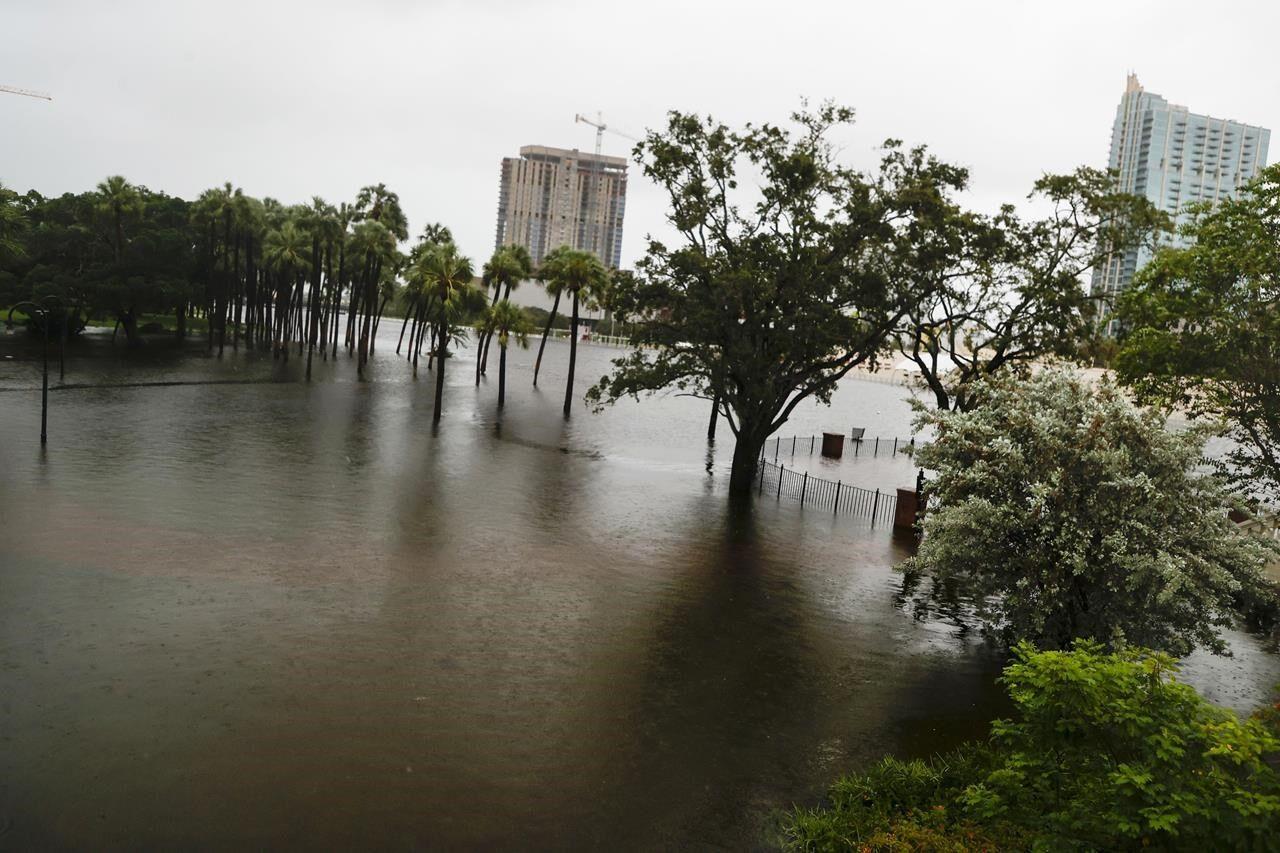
[786,644,1280,852]
[971,643,1280,848]
[904,369,1279,655]
[0,180,29,267]
[1,183,197,335]
[785,750,1024,852]
[588,103,970,492]
[1116,164,1280,504]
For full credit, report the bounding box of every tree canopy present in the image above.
[893,167,1165,412]
[588,103,970,493]
[1116,163,1280,504]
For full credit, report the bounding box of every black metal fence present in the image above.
[765,432,917,461]
[757,459,901,526]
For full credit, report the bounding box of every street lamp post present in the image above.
[7,295,65,445]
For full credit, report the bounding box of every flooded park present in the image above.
[2,326,1278,848]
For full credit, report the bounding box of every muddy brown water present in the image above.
[1,325,1276,849]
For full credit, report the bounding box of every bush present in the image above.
[785,644,1280,852]
[904,369,1279,656]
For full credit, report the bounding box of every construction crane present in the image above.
[574,112,639,160]
[1,85,52,101]
[573,113,638,264]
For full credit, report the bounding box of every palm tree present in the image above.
[477,245,534,382]
[350,186,407,373]
[418,222,453,246]
[95,175,144,345]
[354,183,408,242]
[261,220,311,359]
[477,300,532,409]
[416,241,475,423]
[348,219,396,376]
[531,245,572,387]
[208,182,244,357]
[332,202,355,358]
[401,225,455,371]
[298,197,340,378]
[232,194,264,348]
[544,249,609,417]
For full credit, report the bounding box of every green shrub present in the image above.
[905,369,1279,656]
[785,644,1280,852]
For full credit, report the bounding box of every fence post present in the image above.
[792,435,796,455]
[759,462,765,495]
[854,440,859,457]
[800,471,808,505]
[774,438,779,461]
[893,437,898,454]
[777,465,784,499]
[833,481,841,514]
[874,437,880,456]
[810,435,814,454]
[872,489,880,527]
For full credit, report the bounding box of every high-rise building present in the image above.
[494,145,628,269]
[1091,74,1269,310]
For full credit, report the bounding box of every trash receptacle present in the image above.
[821,432,845,459]
[894,488,918,530]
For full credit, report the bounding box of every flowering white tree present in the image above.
[904,369,1278,656]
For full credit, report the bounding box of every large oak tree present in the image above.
[589,103,968,494]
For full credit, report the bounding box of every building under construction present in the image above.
[493,145,627,269]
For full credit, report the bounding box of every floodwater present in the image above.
[1,324,1277,849]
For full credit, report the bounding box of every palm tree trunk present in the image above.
[245,234,256,347]
[357,254,374,373]
[498,342,507,409]
[306,236,321,380]
[231,231,242,350]
[433,321,447,423]
[563,290,579,418]
[206,219,216,353]
[533,291,561,387]
[334,243,346,358]
[478,279,502,376]
[331,280,342,358]
[411,302,426,374]
[397,296,413,355]
[372,292,390,349]
[218,210,231,358]
[320,241,333,360]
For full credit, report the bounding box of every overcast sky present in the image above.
[3,0,1276,270]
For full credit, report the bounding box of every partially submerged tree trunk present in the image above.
[498,343,507,409]
[563,290,579,418]
[728,422,770,496]
[117,308,142,347]
[433,321,447,423]
[533,290,561,387]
